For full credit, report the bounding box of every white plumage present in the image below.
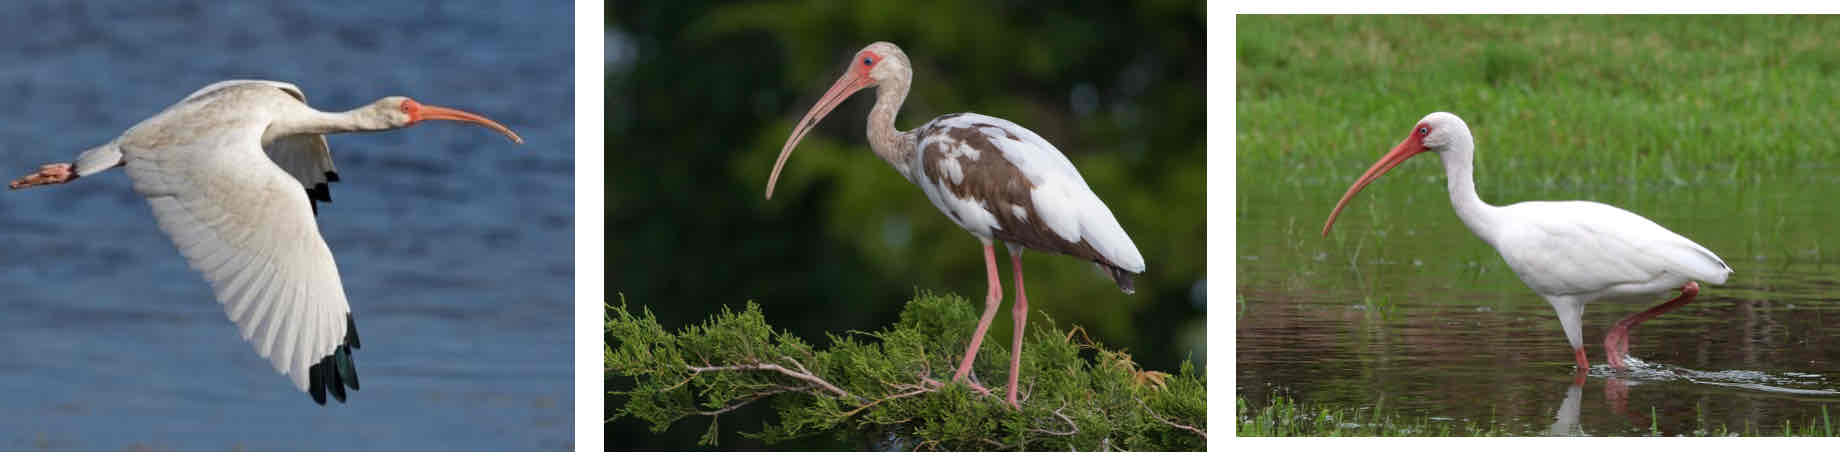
[1323,111,1729,372]
[9,80,521,404]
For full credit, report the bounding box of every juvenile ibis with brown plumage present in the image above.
[9,80,522,404]
[767,42,1144,410]
[1321,112,1730,375]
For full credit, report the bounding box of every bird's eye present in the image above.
[1417,127,1429,135]
[862,57,874,66]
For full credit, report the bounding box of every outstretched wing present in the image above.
[122,108,360,404]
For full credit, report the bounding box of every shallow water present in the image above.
[1237,153,1839,435]
[0,1,572,450]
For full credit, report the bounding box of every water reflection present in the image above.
[1546,383,1584,437]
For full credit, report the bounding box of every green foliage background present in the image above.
[609,1,1205,449]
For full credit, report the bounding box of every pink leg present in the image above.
[1603,282,1700,369]
[952,244,1003,383]
[9,163,75,190]
[1005,249,1027,410]
[1572,347,1589,385]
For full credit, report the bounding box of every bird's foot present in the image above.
[1603,331,1630,370]
[9,163,74,190]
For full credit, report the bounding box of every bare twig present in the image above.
[691,385,812,416]
[1028,404,1078,436]
[842,377,942,417]
[1138,398,1207,440]
[687,362,859,401]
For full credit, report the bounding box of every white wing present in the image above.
[122,102,360,403]
[1491,200,1731,301]
[182,80,342,214]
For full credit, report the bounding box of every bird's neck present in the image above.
[1440,144,1502,243]
[262,106,393,145]
[866,77,916,179]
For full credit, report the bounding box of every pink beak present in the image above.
[765,70,875,199]
[1321,134,1428,237]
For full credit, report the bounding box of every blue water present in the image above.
[0,1,573,450]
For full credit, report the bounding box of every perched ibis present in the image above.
[767,42,1144,409]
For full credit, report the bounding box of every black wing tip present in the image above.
[307,313,362,405]
[306,183,333,202]
[1100,262,1136,294]
[324,171,341,182]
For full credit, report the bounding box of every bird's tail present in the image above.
[1097,262,1136,294]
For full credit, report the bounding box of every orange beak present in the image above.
[765,70,875,199]
[1321,134,1428,237]
[407,101,524,144]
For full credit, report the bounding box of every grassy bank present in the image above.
[1238,15,1837,176]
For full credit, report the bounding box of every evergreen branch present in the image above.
[606,290,1207,450]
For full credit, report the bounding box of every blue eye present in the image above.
[863,57,874,66]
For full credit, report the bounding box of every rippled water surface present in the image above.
[0,1,572,450]
[1237,153,1839,436]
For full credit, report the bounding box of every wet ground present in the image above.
[0,1,573,450]
[1237,155,1838,436]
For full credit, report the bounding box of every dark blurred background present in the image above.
[608,1,1204,449]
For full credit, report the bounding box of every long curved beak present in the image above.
[415,104,525,144]
[1321,135,1427,237]
[765,71,874,199]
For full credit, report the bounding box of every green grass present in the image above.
[1238,15,1836,174]
[1236,393,1510,437]
[1238,393,1838,437]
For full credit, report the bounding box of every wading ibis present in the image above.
[767,42,1144,409]
[1321,112,1730,374]
[9,80,523,404]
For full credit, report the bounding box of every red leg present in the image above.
[953,244,1003,383]
[1005,249,1027,410]
[1572,347,1589,385]
[1603,282,1699,369]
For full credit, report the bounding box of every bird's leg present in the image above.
[1005,248,1027,410]
[1603,281,1700,369]
[8,163,75,190]
[953,244,1004,385]
[1572,347,1590,381]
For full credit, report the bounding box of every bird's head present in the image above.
[765,42,912,199]
[1320,112,1473,237]
[363,96,524,144]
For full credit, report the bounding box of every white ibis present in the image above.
[8,80,523,404]
[766,42,1144,409]
[1321,112,1730,374]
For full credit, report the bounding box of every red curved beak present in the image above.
[1321,135,1428,237]
[410,102,524,144]
[765,71,874,199]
